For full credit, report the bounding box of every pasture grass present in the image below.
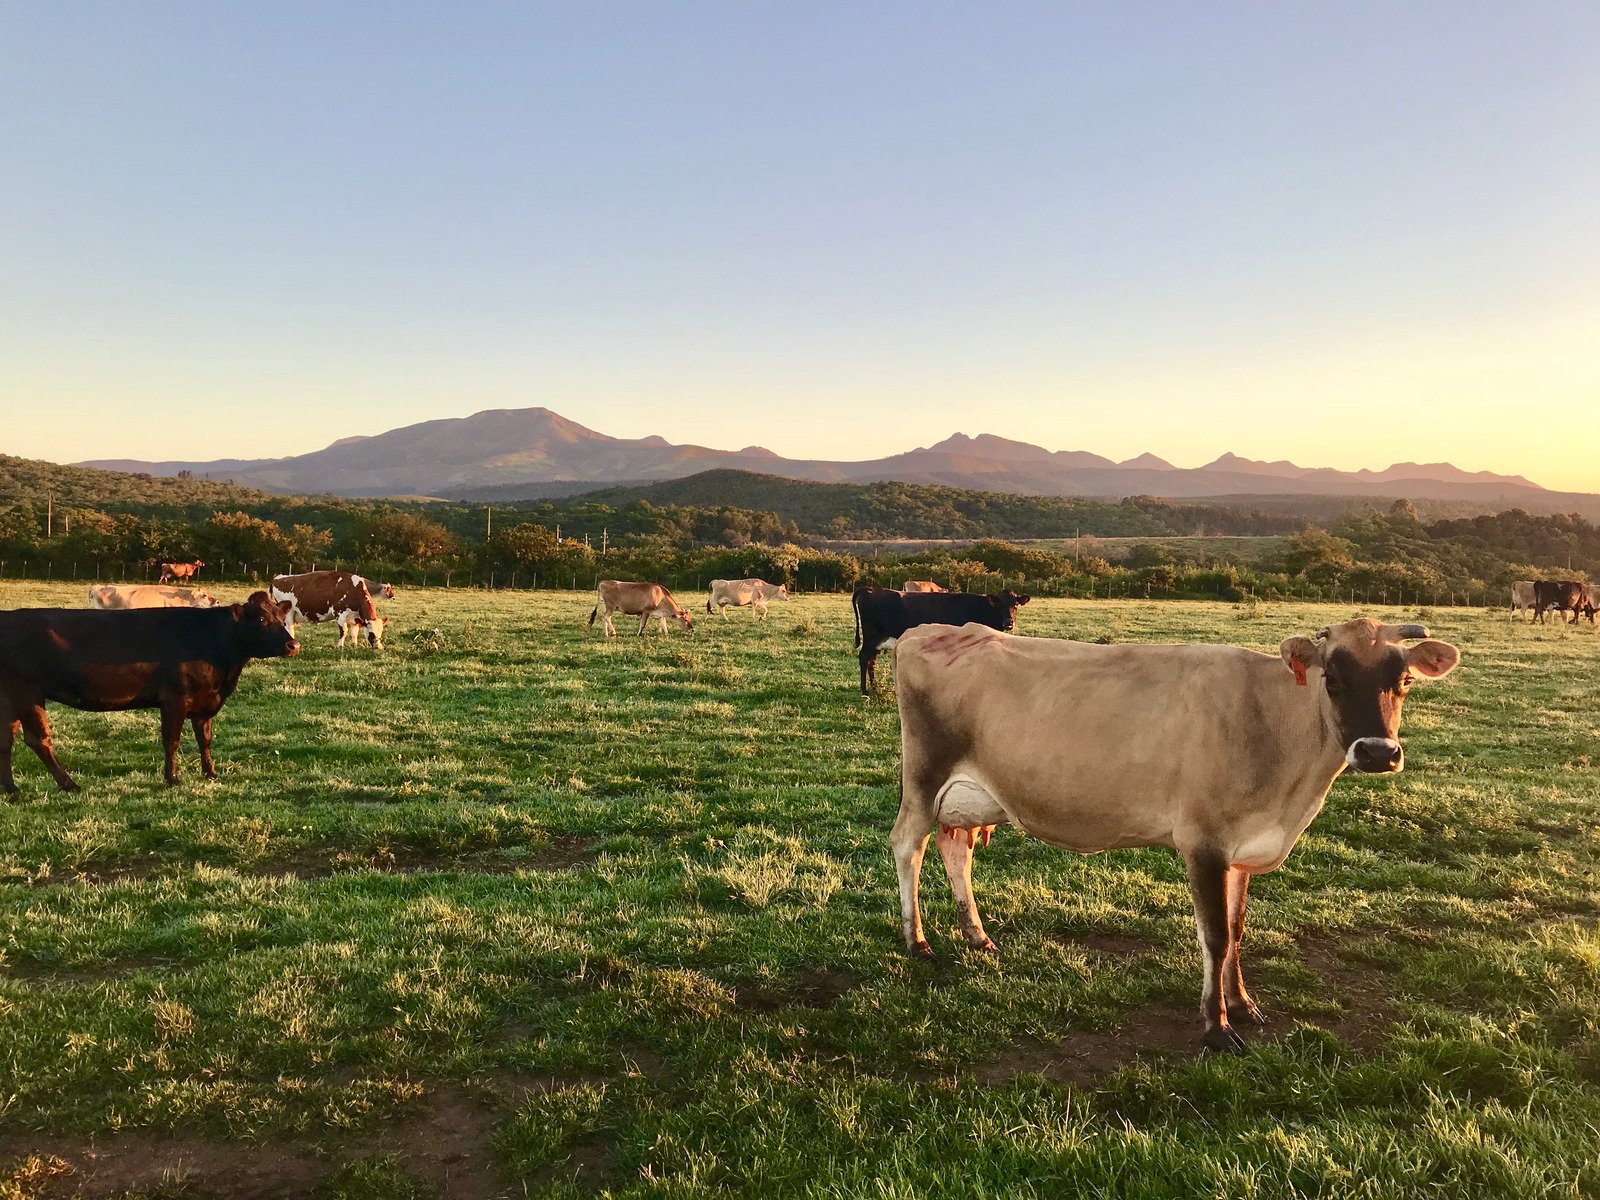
[0,583,1597,1198]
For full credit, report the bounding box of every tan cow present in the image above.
[337,613,391,648]
[706,578,790,619]
[157,560,205,584]
[589,581,694,637]
[891,617,1460,1053]
[902,580,947,593]
[1510,580,1536,620]
[89,584,217,610]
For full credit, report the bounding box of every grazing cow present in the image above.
[375,582,397,600]
[89,585,216,610]
[270,571,383,645]
[1510,581,1536,620]
[1533,580,1587,624]
[589,581,694,637]
[851,583,1029,694]
[337,613,391,649]
[902,580,947,593]
[0,592,300,791]
[706,578,790,620]
[891,618,1460,1052]
[157,560,205,584]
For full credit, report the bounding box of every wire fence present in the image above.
[0,557,1513,610]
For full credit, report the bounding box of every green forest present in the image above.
[1,454,1595,604]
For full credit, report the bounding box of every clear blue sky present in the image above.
[4,3,1597,487]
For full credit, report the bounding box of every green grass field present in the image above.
[1,583,1597,1199]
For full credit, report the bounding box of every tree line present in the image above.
[1,455,1594,604]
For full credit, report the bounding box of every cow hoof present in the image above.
[1228,1000,1266,1027]
[911,940,935,960]
[969,937,999,954]
[1202,1025,1247,1055]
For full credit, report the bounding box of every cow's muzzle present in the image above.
[284,640,302,657]
[1346,737,1403,773]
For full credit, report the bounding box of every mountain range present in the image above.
[82,406,1560,506]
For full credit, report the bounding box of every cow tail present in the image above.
[588,606,598,627]
[706,597,713,613]
[852,589,862,651]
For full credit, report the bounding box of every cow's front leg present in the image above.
[1186,849,1244,1053]
[191,716,216,780]
[1223,866,1264,1026]
[19,703,78,792]
[936,825,997,952]
[159,701,186,786]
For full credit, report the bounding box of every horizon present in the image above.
[4,4,1598,489]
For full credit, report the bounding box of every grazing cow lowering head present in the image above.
[1279,619,1459,773]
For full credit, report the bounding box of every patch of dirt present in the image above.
[733,967,861,1014]
[530,1135,617,1194]
[1276,934,1397,1054]
[13,838,598,888]
[0,953,173,987]
[975,995,1199,1087]
[0,1070,598,1200]
[1058,932,1160,957]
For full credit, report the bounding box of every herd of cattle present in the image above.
[6,561,1573,1052]
[1510,579,1600,624]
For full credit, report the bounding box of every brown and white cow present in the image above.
[270,571,385,646]
[89,585,216,610]
[891,617,1460,1053]
[706,578,790,620]
[901,580,947,593]
[158,560,205,584]
[589,581,694,637]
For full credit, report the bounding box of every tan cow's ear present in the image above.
[1280,636,1322,685]
[1406,639,1459,680]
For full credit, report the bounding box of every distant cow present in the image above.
[707,578,790,620]
[157,560,205,584]
[337,613,391,649]
[851,583,1030,694]
[1533,580,1588,625]
[270,571,385,646]
[590,581,694,637]
[891,618,1460,1052]
[1510,581,1536,620]
[89,585,216,610]
[0,592,299,791]
[901,581,947,593]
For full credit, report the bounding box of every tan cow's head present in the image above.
[1280,618,1459,773]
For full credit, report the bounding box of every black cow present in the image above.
[851,583,1030,694]
[0,592,300,792]
[1533,580,1589,625]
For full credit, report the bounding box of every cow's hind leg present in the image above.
[1223,866,1264,1026]
[892,797,935,959]
[1186,848,1244,1053]
[160,701,186,786]
[859,647,877,696]
[17,702,77,792]
[0,711,18,794]
[936,825,997,952]
[192,716,216,780]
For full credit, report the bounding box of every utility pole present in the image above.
[46,493,53,538]
[601,527,608,554]
[485,506,492,540]
[556,524,561,543]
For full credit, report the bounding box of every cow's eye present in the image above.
[1398,674,1414,691]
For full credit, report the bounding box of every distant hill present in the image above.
[76,405,1582,509]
